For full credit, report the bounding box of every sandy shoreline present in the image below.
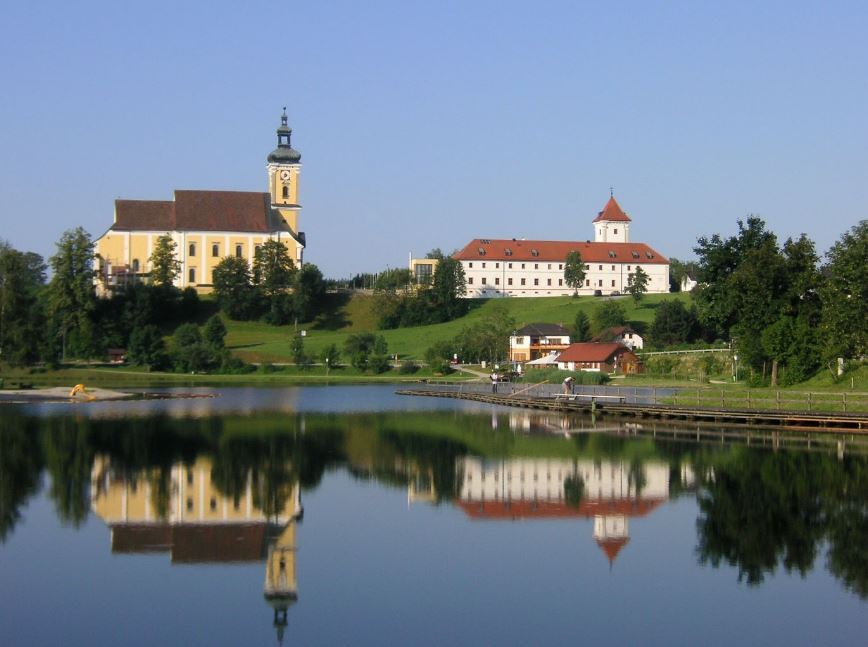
[0,387,134,403]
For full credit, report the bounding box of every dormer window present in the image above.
[608,250,616,258]
[531,249,539,257]
[478,247,486,255]
[631,251,640,259]
[504,248,513,256]
[646,252,654,259]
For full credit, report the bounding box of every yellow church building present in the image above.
[95,110,305,293]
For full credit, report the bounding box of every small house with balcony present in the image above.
[509,323,571,362]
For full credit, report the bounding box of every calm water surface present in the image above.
[1,385,866,646]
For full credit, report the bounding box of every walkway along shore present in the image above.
[396,385,868,433]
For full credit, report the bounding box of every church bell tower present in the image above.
[267,108,303,246]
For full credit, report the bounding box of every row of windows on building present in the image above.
[186,242,257,258]
[469,277,641,288]
[467,261,643,272]
[128,242,267,283]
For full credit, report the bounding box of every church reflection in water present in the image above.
[90,456,301,643]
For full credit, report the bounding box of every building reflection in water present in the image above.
[454,456,694,566]
[90,456,301,643]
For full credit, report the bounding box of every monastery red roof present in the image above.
[453,239,667,264]
[113,190,278,233]
[557,342,631,363]
[456,497,665,520]
[592,196,632,223]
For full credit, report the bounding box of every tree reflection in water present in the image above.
[0,409,866,601]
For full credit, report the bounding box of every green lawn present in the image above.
[225,292,689,362]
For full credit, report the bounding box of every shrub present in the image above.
[369,354,391,374]
[398,361,420,374]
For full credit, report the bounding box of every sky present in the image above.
[1,1,866,279]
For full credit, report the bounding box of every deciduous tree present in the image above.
[563,250,586,297]
[148,234,181,287]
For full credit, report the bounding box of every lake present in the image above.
[1,385,866,646]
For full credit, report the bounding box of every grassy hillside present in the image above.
[225,292,691,362]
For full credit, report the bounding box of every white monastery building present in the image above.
[453,196,669,298]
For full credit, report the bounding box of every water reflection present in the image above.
[1,398,867,622]
[454,457,689,566]
[91,454,302,641]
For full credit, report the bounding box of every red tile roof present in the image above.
[597,537,630,563]
[556,342,629,363]
[592,196,632,223]
[453,239,667,264]
[113,190,279,233]
[456,497,664,520]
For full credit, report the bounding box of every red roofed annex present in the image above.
[94,110,306,293]
[450,195,670,298]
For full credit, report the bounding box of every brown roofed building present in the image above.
[95,110,306,293]
[556,342,641,373]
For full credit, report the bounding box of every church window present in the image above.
[131,259,139,272]
[282,186,289,199]
[210,497,217,511]
[212,244,219,257]
[189,243,196,257]
[186,498,193,511]
[235,244,243,258]
[189,268,196,283]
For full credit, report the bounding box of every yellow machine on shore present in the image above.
[69,384,96,401]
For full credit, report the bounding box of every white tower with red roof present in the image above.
[593,195,631,243]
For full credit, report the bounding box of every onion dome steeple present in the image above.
[267,107,301,164]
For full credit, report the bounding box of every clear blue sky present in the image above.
[1,1,866,278]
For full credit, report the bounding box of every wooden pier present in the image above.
[395,388,868,433]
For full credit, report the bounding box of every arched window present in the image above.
[188,268,196,283]
[235,244,243,258]
[189,243,196,257]
[131,259,140,272]
[282,186,289,199]
[212,243,219,257]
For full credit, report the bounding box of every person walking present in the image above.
[490,371,498,393]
